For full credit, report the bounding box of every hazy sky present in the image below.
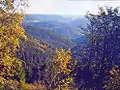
[27,0,120,15]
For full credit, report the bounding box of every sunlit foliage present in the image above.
[105,65,120,89]
[45,48,73,90]
[0,0,27,87]
[54,48,72,74]
[20,81,47,90]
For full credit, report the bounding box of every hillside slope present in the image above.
[16,33,55,83]
[23,24,76,49]
[24,14,88,39]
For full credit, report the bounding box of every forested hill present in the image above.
[23,24,76,49]
[16,33,56,83]
[17,33,55,62]
[24,14,88,39]
[1,1,120,89]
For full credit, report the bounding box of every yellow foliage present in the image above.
[50,48,73,90]
[105,66,120,89]
[21,81,47,90]
[54,48,72,74]
[61,77,73,90]
[0,0,27,87]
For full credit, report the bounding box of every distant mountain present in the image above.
[67,18,88,30]
[23,24,76,49]
[25,14,73,23]
[72,35,88,45]
[24,14,88,40]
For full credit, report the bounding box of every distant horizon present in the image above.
[25,13,85,17]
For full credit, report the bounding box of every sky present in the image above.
[27,0,120,15]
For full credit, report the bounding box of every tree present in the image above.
[77,6,120,89]
[105,65,120,89]
[0,0,27,88]
[44,48,73,90]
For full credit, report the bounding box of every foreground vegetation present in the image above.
[0,0,120,90]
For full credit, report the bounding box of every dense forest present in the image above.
[0,0,120,90]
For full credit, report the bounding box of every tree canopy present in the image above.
[0,0,27,88]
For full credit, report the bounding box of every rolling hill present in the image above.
[23,24,76,49]
[23,14,88,40]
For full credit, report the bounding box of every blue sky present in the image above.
[27,0,120,15]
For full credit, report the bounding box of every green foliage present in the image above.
[0,84,5,90]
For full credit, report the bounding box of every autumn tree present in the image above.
[0,0,27,89]
[104,65,120,89]
[44,48,73,90]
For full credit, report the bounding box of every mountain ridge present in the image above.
[23,14,88,40]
